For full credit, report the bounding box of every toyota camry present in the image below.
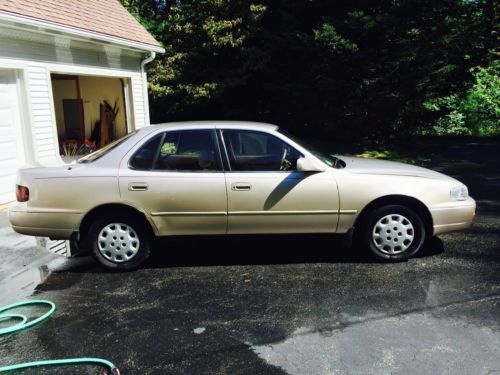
[9,122,475,269]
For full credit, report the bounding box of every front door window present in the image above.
[222,130,300,171]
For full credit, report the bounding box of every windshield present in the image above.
[277,128,338,167]
[77,131,137,163]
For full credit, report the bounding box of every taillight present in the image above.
[16,185,29,202]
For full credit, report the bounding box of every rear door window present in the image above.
[155,130,222,171]
[129,130,222,171]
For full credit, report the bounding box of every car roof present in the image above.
[147,121,279,132]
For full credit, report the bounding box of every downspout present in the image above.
[140,52,156,126]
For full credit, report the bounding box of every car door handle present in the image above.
[128,182,148,191]
[231,183,252,191]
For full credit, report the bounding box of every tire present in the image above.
[357,205,426,262]
[88,217,151,270]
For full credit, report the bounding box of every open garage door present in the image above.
[51,74,131,163]
[0,70,25,205]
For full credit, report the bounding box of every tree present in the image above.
[121,0,498,140]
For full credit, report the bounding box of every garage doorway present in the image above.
[50,74,131,162]
[0,69,26,204]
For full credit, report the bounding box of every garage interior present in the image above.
[51,74,129,161]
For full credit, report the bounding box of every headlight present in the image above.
[450,185,468,201]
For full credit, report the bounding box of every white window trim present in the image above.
[0,57,146,166]
[45,64,139,164]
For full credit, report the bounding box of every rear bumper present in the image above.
[9,205,82,240]
[430,197,476,235]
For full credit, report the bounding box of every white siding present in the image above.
[0,30,140,71]
[131,72,146,129]
[27,66,57,160]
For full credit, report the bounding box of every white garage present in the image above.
[0,70,26,204]
[0,0,163,205]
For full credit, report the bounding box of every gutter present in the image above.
[140,52,156,126]
[0,11,165,53]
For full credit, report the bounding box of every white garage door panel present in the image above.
[0,175,15,196]
[0,70,25,204]
[0,157,19,176]
[0,141,18,162]
[0,108,14,127]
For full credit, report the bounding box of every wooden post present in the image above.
[100,103,110,147]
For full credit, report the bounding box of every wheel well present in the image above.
[78,204,155,245]
[354,195,433,236]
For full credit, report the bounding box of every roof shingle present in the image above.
[0,0,161,48]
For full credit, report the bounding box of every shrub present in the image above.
[423,61,499,136]
[462,62,499,136]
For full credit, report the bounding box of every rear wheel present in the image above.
[357,205,426,261]
[88,218,151,270]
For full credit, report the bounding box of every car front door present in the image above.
[119,129,227,236]
[220,129,339,234]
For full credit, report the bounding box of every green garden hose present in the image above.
[0,300,119,374]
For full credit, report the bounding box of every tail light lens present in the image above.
[16,185,29,202]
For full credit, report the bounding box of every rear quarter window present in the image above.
[78,131,137,163]
[129,134,163,170]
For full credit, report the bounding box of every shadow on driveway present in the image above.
[65,234,444,273]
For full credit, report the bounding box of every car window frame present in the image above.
[128,129,224,173]
[218,129,303,173]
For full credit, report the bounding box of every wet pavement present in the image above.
[0,139,499,374]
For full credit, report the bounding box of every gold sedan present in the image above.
[9,122,476,269]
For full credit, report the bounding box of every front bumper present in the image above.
[430,197,476,235]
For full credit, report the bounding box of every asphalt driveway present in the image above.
[0,139,499,374]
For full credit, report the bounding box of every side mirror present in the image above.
[296,157,324,172]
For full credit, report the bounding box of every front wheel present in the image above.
[357,205,426,261]
[88,218,151,270]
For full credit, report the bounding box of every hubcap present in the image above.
[97,223,140,263]
[372,214,414,255]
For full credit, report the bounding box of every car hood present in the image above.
[337,156,456,181]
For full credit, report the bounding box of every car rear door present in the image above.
[219,128,339,234]
[119,128,227,236]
